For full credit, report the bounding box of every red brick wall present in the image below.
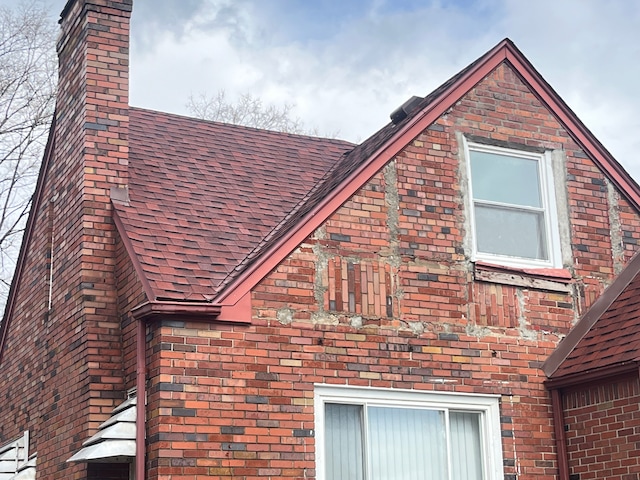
[2,18,640,480]
[0,0,132,477]
[563,376,640,480]
[145,320,560,478]
[115,230,147,390]
[143,64,640,479]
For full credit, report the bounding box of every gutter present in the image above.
[544,362,638,390]
[131,300,221,320]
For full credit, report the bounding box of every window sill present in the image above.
[474,261,572,293]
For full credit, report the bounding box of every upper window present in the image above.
[466,141,561,268]
[314,385,503,480]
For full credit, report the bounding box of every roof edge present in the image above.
[545,362,639,390]
[214,39,512,305]
[542,250,640,378]
[214,37,640,316]
[131,300,221,322]
[0,118,56,366]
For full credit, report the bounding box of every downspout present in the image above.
[136,318,146,480]
[550,388,569,480]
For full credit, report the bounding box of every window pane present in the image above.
[368,407,447,480]
[325,404,365,480]
[470,150,541,207]
[450,412,483,480]
[475,204,547,260]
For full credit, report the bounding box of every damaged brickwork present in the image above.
[242,63,640,480]
[134,63,640,479]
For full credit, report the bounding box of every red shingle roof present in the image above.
[114,108,354,301]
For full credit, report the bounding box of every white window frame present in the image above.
[314,385,504,480]
[464,140,562,269]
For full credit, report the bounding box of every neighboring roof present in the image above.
[543,251,640,385]
[67,396,136,463]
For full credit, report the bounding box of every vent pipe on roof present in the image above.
[390,96,423,125]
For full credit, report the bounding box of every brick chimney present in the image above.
[35,0,132,476]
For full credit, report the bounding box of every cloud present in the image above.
[130,0,503,140]
[45,0,640,180]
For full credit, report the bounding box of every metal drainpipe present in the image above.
[136,318,146,480]
[551,388,569,480]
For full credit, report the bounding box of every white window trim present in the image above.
[314,385,504,480]
[464,139,562,269]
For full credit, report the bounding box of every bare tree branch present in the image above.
[0,1,56,307]
[186,90,310,135]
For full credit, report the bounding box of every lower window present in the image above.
[314,386,503,480]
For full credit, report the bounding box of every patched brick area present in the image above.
[143,64,640,479]
[563,376,640,480]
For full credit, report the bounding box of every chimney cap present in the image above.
[60,0,133,23]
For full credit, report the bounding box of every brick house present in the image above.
[1,0,640,479]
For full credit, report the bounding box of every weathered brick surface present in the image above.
[563,376,640,480]
[0,0,132,478]
[115,229,146,390]
[2,11,639,480]
[144,64,640,479]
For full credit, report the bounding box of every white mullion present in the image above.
[480,411,489,480]
[474,198,546,214]
[445,409,453,480]
[363,402,370,480]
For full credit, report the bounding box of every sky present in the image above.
[15,0,640,180]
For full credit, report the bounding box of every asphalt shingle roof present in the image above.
[114,109,354,301]
[112,41,503,302]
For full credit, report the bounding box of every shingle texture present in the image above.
[114,109,354,301]
[551,269,640,378]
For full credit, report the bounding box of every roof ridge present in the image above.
[129,106,356,144]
